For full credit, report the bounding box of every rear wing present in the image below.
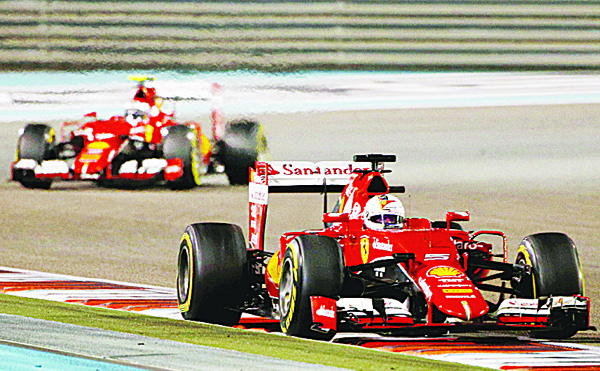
[248,161,371,250]
[251,161,371,192]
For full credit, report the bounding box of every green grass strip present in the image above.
[0,294,491,371]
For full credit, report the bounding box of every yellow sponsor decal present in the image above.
[428,266,462,277]
[144,125,154,143]
[88,141,110,150]
[178,233,194,313]
[80,154,101,161]
[266,251,281,284]
[443,288,473,294]
[360,237,369,264]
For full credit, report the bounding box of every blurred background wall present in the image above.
[1,0,599,71]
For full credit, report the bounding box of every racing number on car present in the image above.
[360,237,369,264]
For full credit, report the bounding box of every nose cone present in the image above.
[415,264,489,321]
[437,296,489,321]
[74,143,112,175]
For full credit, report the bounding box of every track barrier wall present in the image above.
[1,0,599,71]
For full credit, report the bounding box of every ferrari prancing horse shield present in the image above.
[360,237,369,263]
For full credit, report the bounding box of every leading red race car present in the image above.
[176,154,590,340]
[11,76,268,189]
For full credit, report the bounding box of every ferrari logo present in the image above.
[360,237,369,264]
[379,198,393,209]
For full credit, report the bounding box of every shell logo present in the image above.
[427,266,463,277]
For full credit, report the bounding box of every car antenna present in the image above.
[322,176,328,214]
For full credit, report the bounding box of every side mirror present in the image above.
[446,211,470,225]
[323,213,349,224]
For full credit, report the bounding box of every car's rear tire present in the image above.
[514,232,585,339]
[279,235,344,340]
[214,119,268,186]
[14,124,55,189]
[162,125,201,189]
[177,223,248,325]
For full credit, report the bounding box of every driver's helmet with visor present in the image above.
[363,194,405,230]
[125,102,150,126]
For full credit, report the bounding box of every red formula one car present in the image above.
[11,77,267,189]
[176,154,590,340]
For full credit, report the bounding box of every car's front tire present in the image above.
[14,124,55,189]
[514,232,585,339]
[162,125,202,189]
[279,235,344,340]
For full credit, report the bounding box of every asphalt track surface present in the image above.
[1,72,600,368]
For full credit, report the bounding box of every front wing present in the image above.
[12,158,184,182]
[308,296,590,336]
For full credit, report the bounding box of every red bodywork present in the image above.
[62,114,205,181]
[30,114,206,182]
[12,80,213,184]
[246,156,590,336]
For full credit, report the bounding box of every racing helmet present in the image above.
[125,101,150,125]
[363,194,405,230]
[134,84,157,104]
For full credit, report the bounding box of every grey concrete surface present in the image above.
[0,314,350,371]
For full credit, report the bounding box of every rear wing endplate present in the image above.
[248,161,370,250]
[251,161,371,191]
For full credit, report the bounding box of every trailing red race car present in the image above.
[11,76,268,189]
[176,154,591,340]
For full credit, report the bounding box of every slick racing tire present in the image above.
[214,119,268,186]
[14,124,55,190]
[162,125,201,190]
[514,232,585,339]
[177,223,248,326]
[279,235,344,340]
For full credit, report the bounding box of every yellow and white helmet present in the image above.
[363,194,405,230]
